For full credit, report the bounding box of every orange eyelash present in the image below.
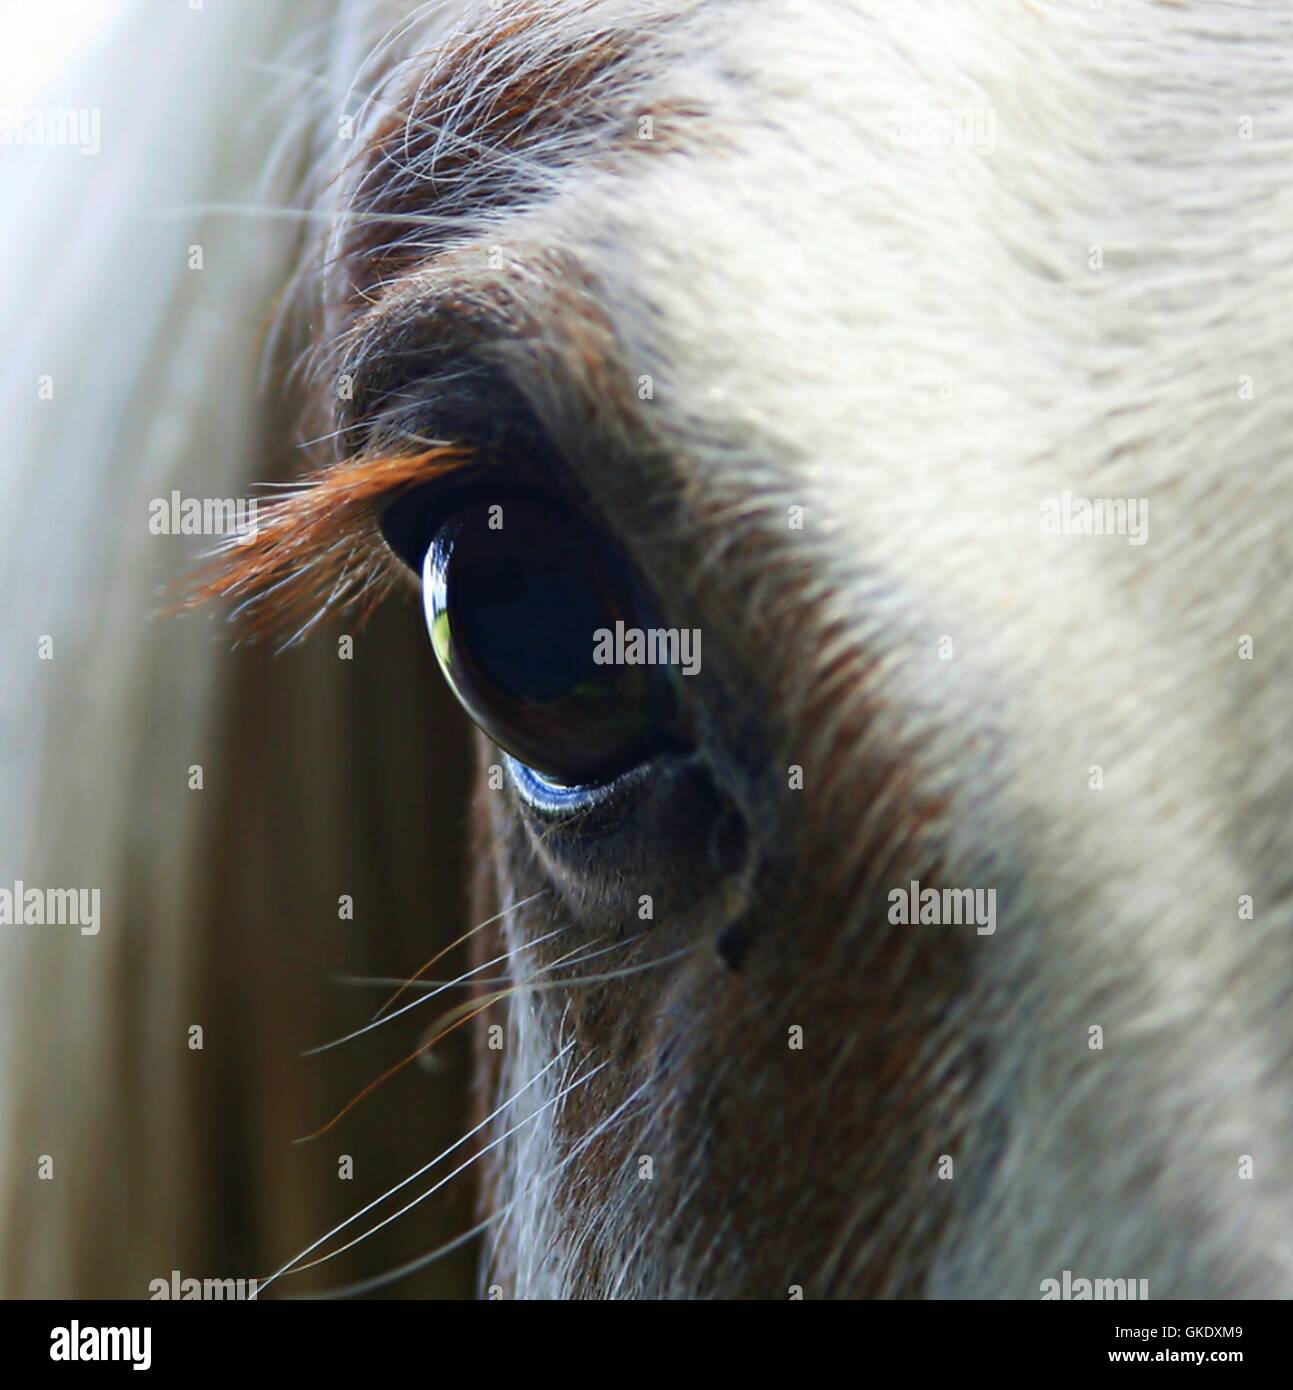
[185,445,473,640]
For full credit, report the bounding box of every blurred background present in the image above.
[0,3,119,109]
[0,0,480,1298]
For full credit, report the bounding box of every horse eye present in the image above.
[411,494,674,787]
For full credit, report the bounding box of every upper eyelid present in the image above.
[330,264,500,439]
[332,240,631,461]
[335,340,478,445]
[337,326,529,448]
[347,336,589,496]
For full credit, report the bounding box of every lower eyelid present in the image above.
[505,754,646,816]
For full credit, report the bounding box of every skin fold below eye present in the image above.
[418,494,676,788]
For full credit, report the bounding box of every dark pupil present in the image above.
[425,497,667,786]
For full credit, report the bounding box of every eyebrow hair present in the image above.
[339,8,683,300]
[188,446,472,643]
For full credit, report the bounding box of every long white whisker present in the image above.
[335,930,652,993]
[308,1069,649,1300]
[285,1058,611,1288]
[489,943,699,998]
[368,888,550,1023]
[256,1038,576,1296]
[302,921,567,1056]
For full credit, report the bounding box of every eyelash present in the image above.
[194,339,598,638]
[185,446,474,639]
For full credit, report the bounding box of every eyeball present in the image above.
[418,495,674,786]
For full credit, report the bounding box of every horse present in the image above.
[2,0,1292,1299]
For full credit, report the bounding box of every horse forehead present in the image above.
[587,2,1293,450]
[577,2,1293,616]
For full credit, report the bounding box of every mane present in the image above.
[0,0,481,1297]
